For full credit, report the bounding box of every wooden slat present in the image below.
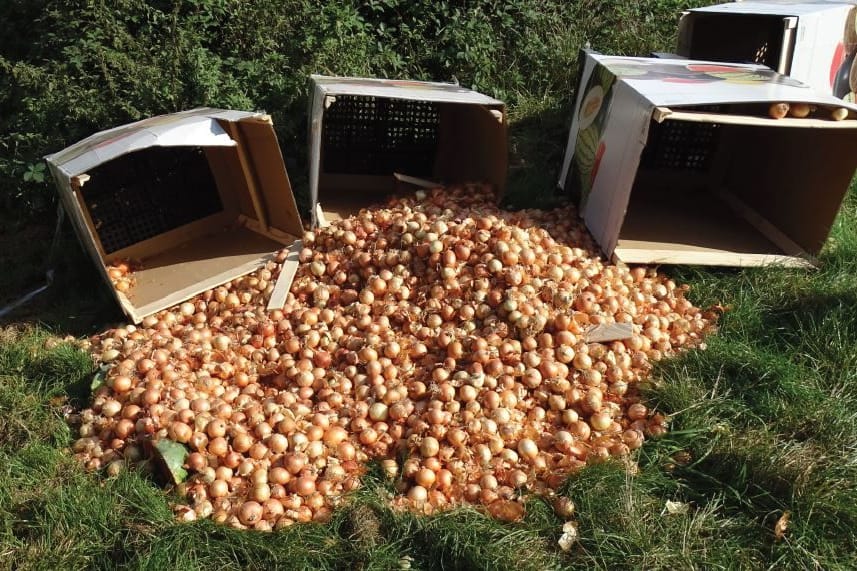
[654,106,857,129]
[266,240,302,311]
[584,322,634,343]
[393,172,441,189]
[613,245,813,268]
[224,121,269,231]
[714,188,816,264]
[70,180,107,260]
[316,204,330,228]
[106,211,235,262]
[239,215,299,246]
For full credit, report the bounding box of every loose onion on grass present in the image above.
[74,183,716,529]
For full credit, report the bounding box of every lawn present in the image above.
[3,2,857,569]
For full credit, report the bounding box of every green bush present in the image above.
[0,0,703,217]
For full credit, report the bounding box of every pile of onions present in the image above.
[72,184,717,530]
[105,259,138,294]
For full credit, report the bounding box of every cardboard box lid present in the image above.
[689,1,853,17]
[310,75,505,106]
[46,108,261,178]
[45,108,303,322]
[590,54,857,110]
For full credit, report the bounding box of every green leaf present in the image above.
[90,364,110,392]
[153,439,188,485]
[23,171,32,182]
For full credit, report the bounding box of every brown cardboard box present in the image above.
[46,108,303,323]
[678,2,857,100]
[559,51,857,267]
[307,76,508,226]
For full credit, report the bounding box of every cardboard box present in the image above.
[678,1,857,99]
[558,51,857,267]
[308,75,507,226]
[46,108,304,323]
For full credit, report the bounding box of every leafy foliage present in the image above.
[0,0,703,216]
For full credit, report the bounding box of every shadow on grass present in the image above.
[0,219,120,335]
[504,99,575,210]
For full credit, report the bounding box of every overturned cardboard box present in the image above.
[678,1,857,99]
[308,75,507,226]
[46,108,303,323]
[558,51,857,267]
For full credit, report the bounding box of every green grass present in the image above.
[2,1,857,567]
[2,187,856,569]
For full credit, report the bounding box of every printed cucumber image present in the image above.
[570,63,615,207]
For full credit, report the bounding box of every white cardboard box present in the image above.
[558,51,857,267]
[46,108,304,323]
[678,1,857,99]
[308,76,507,226]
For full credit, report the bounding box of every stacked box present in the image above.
[678,1,857,99]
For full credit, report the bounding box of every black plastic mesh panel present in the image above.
[688,14,786,71]
[641,110,722,172]
[81,146,223,254]
[322,95,439,176]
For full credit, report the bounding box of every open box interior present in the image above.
[681,13,795,73]
[75,120,302,322]
[614,109,857,267]
[317,95,506,222]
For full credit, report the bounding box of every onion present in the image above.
[78,182,715,530]
[419,437,440,457]
[238,501,263,525]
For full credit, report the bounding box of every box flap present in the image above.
[689,1,851,17]
[590,54,857,110]
[43,108,264,179]
[310,75,504,106]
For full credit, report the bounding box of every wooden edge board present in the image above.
[239,214,300,246]
[654,106,857,129]
[108,211,236,262]
[613,246,814,268]
[71,186,108,260]
[584,322,634,343]
[266,240,303,311]
[393,172,442,189]
[71,174,91,188]
[316,203,330,228]
[714,188,817,264]
[223,121,269,231]
[117,291,139,323]
[132,253,277,322]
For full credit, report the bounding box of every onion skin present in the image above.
[768,103,789,120]
[79,183,715,529]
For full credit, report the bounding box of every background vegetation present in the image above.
[3,1,857,569]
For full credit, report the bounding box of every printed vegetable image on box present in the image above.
[559,50,857,268]
[568,62,616,207]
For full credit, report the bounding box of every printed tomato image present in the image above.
[662,77,711,84]
[686,64,761,74]
[830,42,846,87]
